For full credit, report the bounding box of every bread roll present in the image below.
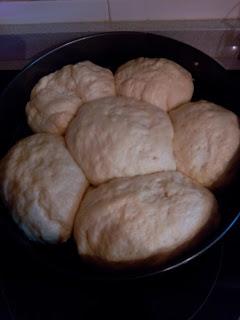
[65,96,176,185]
[0,133,89,243]
[26,61,115,135]
[74,171,218,267]
[170,100,240,188]
[115,57,193,112]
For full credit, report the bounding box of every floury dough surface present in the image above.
[65,96,176,185]
[115,57,193,112]
[170,100,240,188]
[74,171,218,266]
[0,133,89,243]
[26,61,115,135]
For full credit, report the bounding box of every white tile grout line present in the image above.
[106,0,112,22]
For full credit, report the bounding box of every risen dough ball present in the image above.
[115,57,193,112]
[170,100,240,188]
[0,133,89,243]
[74,171,218,266]
[65,96,176,185]
[26,61,115,135]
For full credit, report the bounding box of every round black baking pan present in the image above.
[0,32,239,280]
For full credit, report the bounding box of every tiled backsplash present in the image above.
[0,1,108,24]
[0,0,240,24]
[108,0,240,21]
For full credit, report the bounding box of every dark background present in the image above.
[0,70,239,320]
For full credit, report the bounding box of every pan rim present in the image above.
[0,31,238,279]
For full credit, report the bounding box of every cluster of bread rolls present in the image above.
[1,58,239,268]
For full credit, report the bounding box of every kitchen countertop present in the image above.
[1,20,240,70]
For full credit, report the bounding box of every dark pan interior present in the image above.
[0,32,240,280]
